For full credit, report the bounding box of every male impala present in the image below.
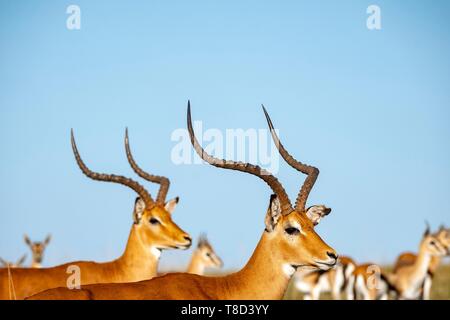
[28,102,337,300]
[24,234,51,268]
[389,226,447,300]
[0,255,27,268]
[0,130,191,300]
[187,235,223,275]
[391,225,449,299]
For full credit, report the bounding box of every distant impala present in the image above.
[391,225,449,299]
[24,234,51,268]
[187,235,223,275]
[0,255,27,269]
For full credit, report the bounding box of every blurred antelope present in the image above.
[187,235,223,275]
[294,255,356,300]
[28,102,338,300]
[350,263,392,300]
[0,129,191,300]
[24,235,51,268]
[391,225,449,299]
[0,255,27,269]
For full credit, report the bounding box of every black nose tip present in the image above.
[327,251,338,260]
[184,236,192,243]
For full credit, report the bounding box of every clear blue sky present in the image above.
[0,0,449,270]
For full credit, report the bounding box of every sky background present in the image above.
[0,0,449,270]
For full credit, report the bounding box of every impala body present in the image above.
[0,130,191,300]
[294,255,356,300]
[28,102,338,300]
[351,263,391,300]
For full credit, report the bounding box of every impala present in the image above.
[24,234,51,268]
[389,225,447,300]
[0,129,191,300]
[187,235,223,275]
[351,263,391,300]
[0,255,27,269]
[392,225,449,299]
[294,255,356,300]
[28,102,337,300]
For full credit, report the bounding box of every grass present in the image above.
[283,264,450,300]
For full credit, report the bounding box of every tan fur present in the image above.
[187,237,223,275]
[294,255,356,300]
[24,235,51,268]
[392,227,450,299]
[28,197,337,300]
[390,231,447,300]
[352,263,389,300]
[0,204,190,300]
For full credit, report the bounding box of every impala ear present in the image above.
[265,194,282,232]
[44,234,51,246]
[306,205,332,226]
[133,197,146,224]
[16,254,27,267]
[164,197,179,215]
[24,234,32,246]
[423,222,431,237]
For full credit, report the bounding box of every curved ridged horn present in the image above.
[187,101,293,215]
[125,128,170,204]
[262,105,319,211]
[71,129,155,207]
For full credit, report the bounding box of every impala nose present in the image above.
[184,236,192,245]
[327,251,338,261]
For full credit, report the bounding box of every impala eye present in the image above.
[149,218,160,225]
[285,227,300,235]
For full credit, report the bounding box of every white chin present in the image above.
[282,264,297,277]
[317,263,333,271]
[150,247,162,259]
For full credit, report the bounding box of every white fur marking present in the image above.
[282,264,296,277]
[150,247,161,259]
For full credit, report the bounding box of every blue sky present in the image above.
[0,0,449,270]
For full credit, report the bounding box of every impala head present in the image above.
[24,234,51,265]
[132,196,192,251]
[187,101,337,273]
[436,225,450,255]
[195,234,223,269]
[0,254,27,268]
[264,195,337,271]
[421,224,447,257]
[71,129,192,256]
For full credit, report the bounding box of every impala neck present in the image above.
[31,261,42,268]
[227,232,291,299]
[411,245,432,281]
[117,225,159,281]
[429,256,441,274]
[187,250,205,275]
